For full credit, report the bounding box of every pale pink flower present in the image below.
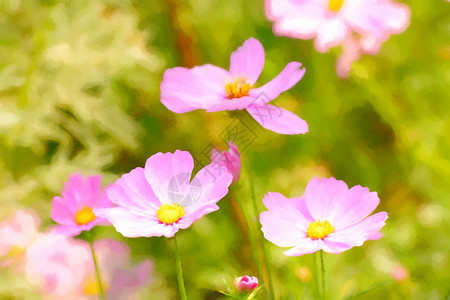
[25,233,91,298]
[95,150,233,238]
[266,0,410,77]
[51,174,113,237]
[160,38,308,135]
[234,275,258,292]
[25,234,152,299]
[78,239,153,299]
[0,210,40,267]
[260,177,388,256]
[211,141,241,183]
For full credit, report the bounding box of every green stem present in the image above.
[300,284,309,300]
[248,171,275,300]
[233,186,263,279]
[87,234,106,300]
[174,235,187,300]
[318,251,326,299]
[313,252,320,297]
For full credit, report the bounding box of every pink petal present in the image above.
[135,260,154,285]
[274,17,320,39]
[246,104,308,134]
[96,186,115,208]
[160,65,229,113]
[205,95,257,112]
[320,239,355,254]
[260,192,313,247]
[95,207,177,238]
[314,18,349,53]
[353,211,388,239]
[251,62,305,102]
[93,239,130,276]
[54,225,86,238]
[325,185,381,229]
[60,174,109,210]
[345,0,410,41]
[304,178,382,230]
[110,259,153,296]
[177,203,220,230]
[51,196,77,226]
[303,177,350,222]
[24,233,91,296]
[144,150,194,205]
[85,175,103,207]
[107,167,161,211]
[266,0,323,39]
[53,219,105,238]
[229,38,265,85]
[60,174,90,212]
[359,35,383,54]
[0,210,40,258]
[283,239,323,256]
[336,38,361,78]
[357,0,410,53]
[183,163,233,218]
[323,212,388,253]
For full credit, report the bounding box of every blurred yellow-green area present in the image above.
[0,0,449,299]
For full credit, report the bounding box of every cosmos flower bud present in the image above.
[211,142,241,183]
[234,275,258,292]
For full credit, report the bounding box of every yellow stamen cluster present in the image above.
[306,220,335,240]
[5,245,25,259]
[75,207,96,225]
[157,203,185,225]
[225,77,252,99]
[83,278,110,295]
[328,0,345,12]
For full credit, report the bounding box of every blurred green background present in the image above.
[0,0,449,299]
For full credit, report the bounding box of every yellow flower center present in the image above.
[75,207,96,225]
[157,204,185,225]
[8,245,25,257]
[306,220,334,240]
[1,245,25,262]
[83,278,109,295]
[328,0,345,12]
[225,77,252,99]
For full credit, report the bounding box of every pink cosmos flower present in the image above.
[260,177,388,256]
[160,38,308,135]
[234,275,258,292]
[51,174,114,237]
[265,0,410,77]
[79,239,153,299]
[0,210,40,267]
[95,150,233,238]
[211,141,241,183]
[25,234,152,299]
[25,233,91,298]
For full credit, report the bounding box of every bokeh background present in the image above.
[0,0,449,299]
